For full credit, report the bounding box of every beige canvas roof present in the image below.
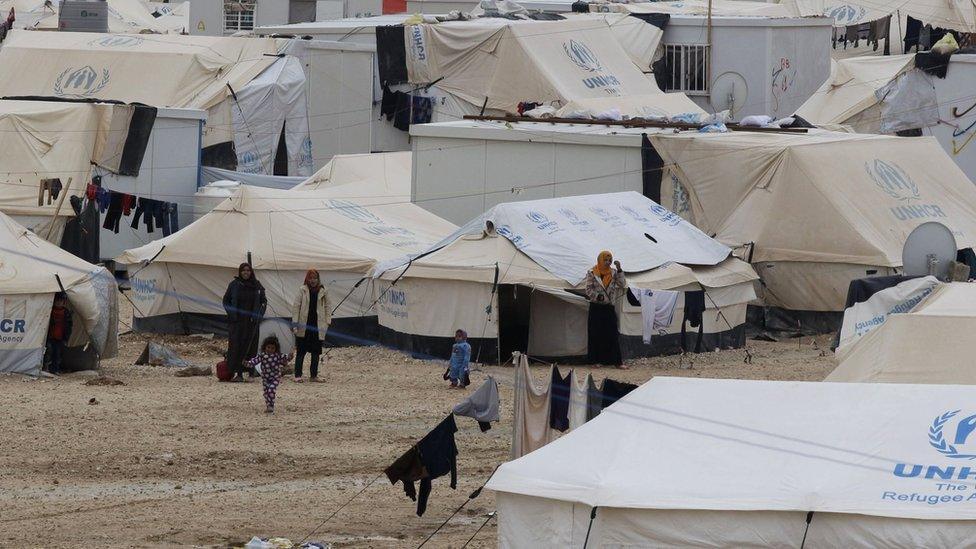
[780,0,975,31]
[828,283,976,382]
[117,153,456,272]
[0,99,134,223]
[651,130,976,267]
[405,17,702,117]
[611,0,794,17]
[0,30,276,111]
[795,55,914,131]
[0,0,179,33]
[292,151,411,198]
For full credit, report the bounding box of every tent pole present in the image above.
[45,177,72,242]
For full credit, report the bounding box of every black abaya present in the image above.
[587,302,622,366]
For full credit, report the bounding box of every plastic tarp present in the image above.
[402,191,732,286]
[230,56,312,177]
[780,0,976,31]
[835,276,939,351]
[490,376,976,547]
[403,18,702,117]
[0,211,117,375]
[201,167,306,190]
[795,55,914,132]
[829,282,976,382]
[875,69,939,134]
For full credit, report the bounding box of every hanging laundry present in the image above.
[452,377,500,432]
[549,366,571,432]
[102,192,125,233]
[567,370,591,431]
[169,203,179,233]
[411,95,433,125]
[511,353,554,459]
[385,414,459,517]
[633,288,679,344]
[600,378,638,411]
[381,85,397,121]
[393,91,411,131]
[586,374,602,421]
[60,195,100,264]
[681,290,706,353]
[122,193,135,216]
[131,197,163,233]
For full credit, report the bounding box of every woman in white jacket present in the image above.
[291,269,331,382]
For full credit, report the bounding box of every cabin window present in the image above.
[223,1,256,33]
[661,44,709,95]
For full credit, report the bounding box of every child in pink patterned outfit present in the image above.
[247,336,292,414]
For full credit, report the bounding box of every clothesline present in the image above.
[81,177,181,236]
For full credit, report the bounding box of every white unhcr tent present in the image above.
[403,17,703,118]
[651,130,976,312]
[829,282,976,382]
[489,376,976,547]
[376,192,757,362]
[0,212,118,375]
[780,0,976,31]
[116,153,456,338]
[0,31,312,176]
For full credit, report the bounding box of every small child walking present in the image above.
[46,293,72,374]
[247,336,292,413]
[449,329,471,389]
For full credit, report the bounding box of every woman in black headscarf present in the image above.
[222,263,267,382]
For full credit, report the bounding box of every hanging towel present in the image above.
[549,366,571,432]
[568,370,590,431]
[453,377,500,432]
[511,353,553,459]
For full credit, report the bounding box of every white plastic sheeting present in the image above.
[231,56,312,177]
[835,276,939,351]
[876,69,939,134]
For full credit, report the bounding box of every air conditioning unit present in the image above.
[59,0,109,33]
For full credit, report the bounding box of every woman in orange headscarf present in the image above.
[291,269,332,382]
[584,250,627,368]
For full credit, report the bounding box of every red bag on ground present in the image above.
[215,360,232,382]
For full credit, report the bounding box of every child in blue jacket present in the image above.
[449,329,471,388]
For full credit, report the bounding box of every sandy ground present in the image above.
[0,299,837,548]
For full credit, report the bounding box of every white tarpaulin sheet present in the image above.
[836,276,939,351]
[464,192,730,285]
[490,376,976,519]
[876,69,939,134]
[231,56,312,177]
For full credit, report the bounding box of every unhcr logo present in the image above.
[526,211,561,233]
[866,159,919,202]
[327,199,382,224]
[89,35,144,48]
[825,3,867,25]
[563,40,603,73]
[54,66,110,98]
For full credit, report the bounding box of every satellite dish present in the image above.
[902,221,957,279]
[710,71,748,118]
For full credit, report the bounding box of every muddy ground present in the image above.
[0,300,836,548]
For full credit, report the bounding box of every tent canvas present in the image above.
[0,0,182,34]
[780,0,976,31]
[489,376,976,547]
[829,282,976,382]
[0,211,118,375]
[651,129,976,310]
[403,17,703,117]
[376,192,757,361]
[0,99,143,241]
[0,31,311,173]
[610,0,794,18]
[116,153,456,336]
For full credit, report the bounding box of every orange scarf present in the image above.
[592,250,613,287]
